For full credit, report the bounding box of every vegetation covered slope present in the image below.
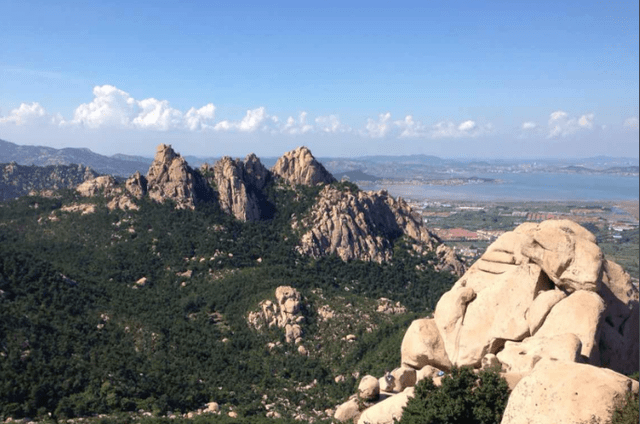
[0,179,457,421]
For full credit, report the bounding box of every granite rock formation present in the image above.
[271,146,336,186]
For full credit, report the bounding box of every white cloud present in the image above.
[69,85,216,131]
[363,112,392,138]
[430,119,487,138]
[184,104,216,131]
[623,116,639,130]
[547,110,595,138]
[522,121,537,130]
[282,112,313,135]
[215,107,268,132]
[394,115,427,138]
[458,120,476,132]
[0,102,61,126]
[315,115,351,133]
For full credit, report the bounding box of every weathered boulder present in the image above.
[390,366,417,392]
[247,286,305,344]
[400,318,451,371]
[598,259,640,374]
[501,359,639,424]
[358,375,380,401]
[272,146,335,186]
[76,175,117,197]
[534,290,605,363]
[517,220,602,292]
[435,263,551,367]
[125,171,147,198]
[146,144,198,209]
[526,289,566,336]
[496,333,582,374]
[480,353,501,370]
[357,387,414,424]
[415,365,441,383]
[334,397,360,422]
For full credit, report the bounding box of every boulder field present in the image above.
[335,219,639,424]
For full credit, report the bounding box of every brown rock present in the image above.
[358,375,380,401]
[390,366,417,392]
[436,263,551,367]
[357,387,414,424]
[526,289,566,336]
[334,398,360,422]
[501,359,639,424]
[400,318,451,371]
[76,175,117,197]
[496,333,582,374]
[125,171,147,198]
[415,365,441,383]
[146,144,198,209]
[534,290,605,363]
[272,146,335,186]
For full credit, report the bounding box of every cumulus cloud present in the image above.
[522,121,537,130]
[69,85,216,131]
[0,102,62,126]
[430,119,488,138]
[315,115,350,133]
[623,116,639,130]
[281,112,313,135]
[362,112,392,138]
[394,115,427,137]
[215,107,269,132]
[547,110,595,138]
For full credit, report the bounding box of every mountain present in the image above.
[0,139,151,177]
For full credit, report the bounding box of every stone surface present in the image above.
[358,375,380,401]
[76,175,117,197]
[400,318,451,371]
[334,398,360,422]
[526,289,566,336]
[501,359,639,424]
[271,146,335,186]
[357,387,414,424]
[209,155,269,221]
[293,185,464,272]
[415,365,441,383]
[436,263,551,367]
[534,290,605,363]
[247,286,305,344]
[146,144,198,209]
[496,333,582,374]
[125,171,147,198]
[390,366,417,392]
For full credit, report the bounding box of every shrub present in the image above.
[398,366,510,424]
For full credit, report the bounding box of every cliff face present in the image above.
[146,144,199,209]
[207,154,270,222]
[272,146,336,186]
[293,185,464,274]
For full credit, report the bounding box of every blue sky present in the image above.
[1,0,638,158]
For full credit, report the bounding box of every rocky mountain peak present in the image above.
[272,146,336,186]
[146,144,197,209]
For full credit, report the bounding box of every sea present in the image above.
[362,173,639,202]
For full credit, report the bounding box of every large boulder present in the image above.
[501,359,639,424]
[526,289,566,336]
[496,333,582,374]
[401,318,451,371]
[435,263,551,367]
[357,387,414,424]
[534,290,606,363]
[334,398,360,422]
[358,375,380,401]
[516,220,602,292]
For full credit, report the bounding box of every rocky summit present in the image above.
[271,146,336,186]
[335,219,639,424]
[146,144,201,209]
[293,185,464,273]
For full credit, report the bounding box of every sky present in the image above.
[1,0,638,159]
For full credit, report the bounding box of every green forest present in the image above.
[0,180,457,421]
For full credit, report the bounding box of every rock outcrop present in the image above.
[76,175,118,197]
[206,154,270,221]
[247,286,305,344]
[335,219,639,424]
[501,359,639,424]
[146,144,199,209]
[293,185,464,273]
[272,146,336,186]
